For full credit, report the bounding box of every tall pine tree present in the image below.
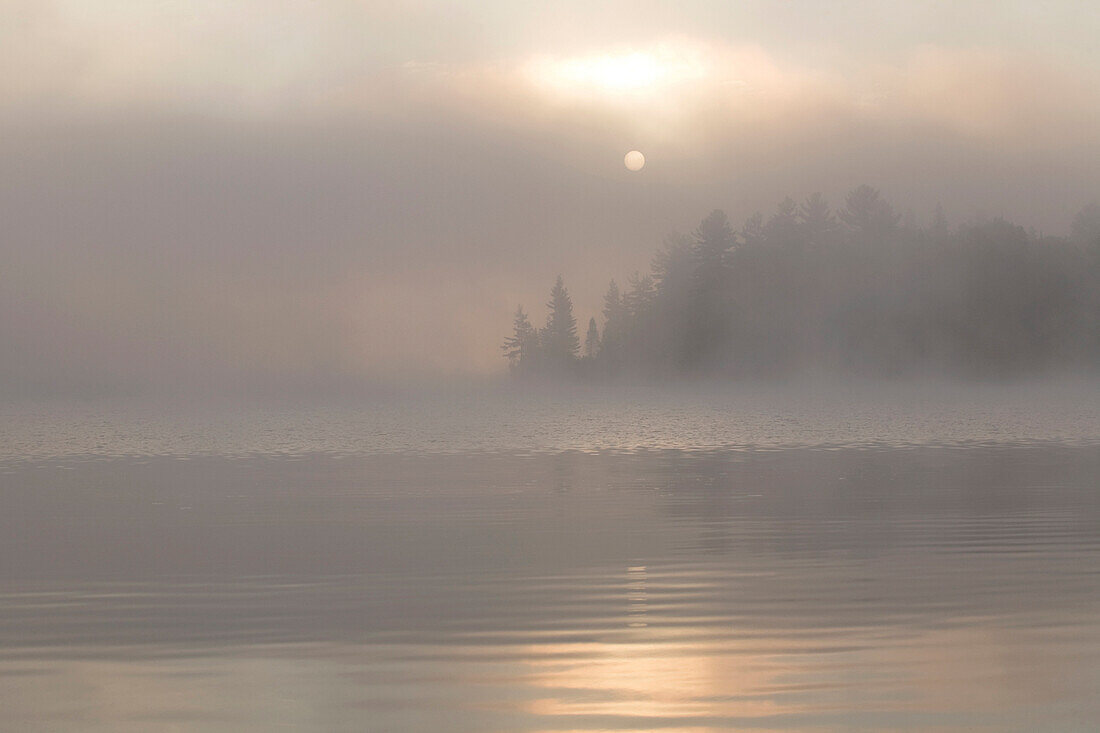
[542,275,579,370]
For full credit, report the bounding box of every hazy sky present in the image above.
[4,1,1100,390]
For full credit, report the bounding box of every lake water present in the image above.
[3,382,1100,731]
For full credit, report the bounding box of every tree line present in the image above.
[503,185,1100,379]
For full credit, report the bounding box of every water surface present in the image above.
[2,388,1100,731]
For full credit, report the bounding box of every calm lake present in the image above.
[3,382,1100,731]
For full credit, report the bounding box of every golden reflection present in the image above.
[518,635,784,723]
[515,564,782,725]
[508,620,1098,732]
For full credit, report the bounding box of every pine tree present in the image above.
[501,305,539,375]
[839,185,900,240]
[624,273,656,318]
[602,279,624,325]
[651,234,693,290]
[584,318,600,359]
[741,212,765,248]
[798,192,836,246]
[765,197,801,249]
[600,279,626,366]
[693,209,736,272]
[542,275,579,369]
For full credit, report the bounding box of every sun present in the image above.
[624,150,645,171]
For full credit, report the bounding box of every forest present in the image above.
[503,186,1100,379]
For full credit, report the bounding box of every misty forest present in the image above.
[505,186,1100,379]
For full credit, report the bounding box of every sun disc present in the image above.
[624,150,645,171]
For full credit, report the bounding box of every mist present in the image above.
[9,6,1100,731]
[4,2,1100,395]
